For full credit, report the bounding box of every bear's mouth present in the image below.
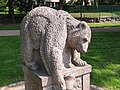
[76,49,85,53]
[76,45,87,53]
[76,45,83,53]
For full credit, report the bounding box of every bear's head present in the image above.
[66,21,91,53]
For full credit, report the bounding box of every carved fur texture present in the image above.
[20,7,91,90]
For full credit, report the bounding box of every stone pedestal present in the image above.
[23,64,92,90]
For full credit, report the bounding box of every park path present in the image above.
[0,27,120,36]
[92,27,120,32]
[0,30,20,36]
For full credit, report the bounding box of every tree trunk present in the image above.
[94,0,97,6]
[80,0,83,20]
[84,0,87,6]
[58,0,65,10]
[28,0,32,10]
[117,0,120,5]
[8,0,15,23]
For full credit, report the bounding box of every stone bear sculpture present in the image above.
[20,7,91,90]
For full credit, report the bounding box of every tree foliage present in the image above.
[59,0,65,9]
[0,0,120,14]
[97,0,120,5]
[0,0,7,7]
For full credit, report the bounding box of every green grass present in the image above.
[81,32,120,90]
[0,24,20,30]
[88,22,120,28]
[0,32,120,90]
[70,12,120,18]
[0,36,23,87]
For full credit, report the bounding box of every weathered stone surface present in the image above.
[23,65,91,90]
[20,6,91,90]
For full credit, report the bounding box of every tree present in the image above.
[94,0,97,6]
[80,0,83,19]
[117,0,120,5]
[0,0,8,12]
[58,0,83,10]
[8,0,14,15]
[17,0,38,12]
[0,0,7,7]
[59,0,65,10]
[84,0,88,6]
[100,0,120,5]
[8,0,15,23]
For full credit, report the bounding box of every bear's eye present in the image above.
[82,38,88,43]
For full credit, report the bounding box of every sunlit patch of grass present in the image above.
[81,32,120,90]
[88,22,120,28]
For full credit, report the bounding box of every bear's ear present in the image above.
[77,23,86,29]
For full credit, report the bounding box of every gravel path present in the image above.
[91,27,120,32]
[0,30,20,36]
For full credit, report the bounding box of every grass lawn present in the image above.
[0,32,120,90]
[81,32,120,90]
[0,36,23,87]
[88,22,120,28]
[70,12,120,18]
[0,24,20,30]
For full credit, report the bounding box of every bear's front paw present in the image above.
[77,60,87,66]
[73,59,87,66]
